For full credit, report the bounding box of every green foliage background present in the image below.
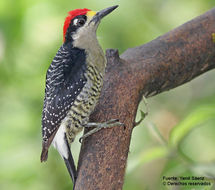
[1,0,215,189]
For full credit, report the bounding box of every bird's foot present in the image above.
[79,119,124,143]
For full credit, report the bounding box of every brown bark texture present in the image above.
[75,8,215,190]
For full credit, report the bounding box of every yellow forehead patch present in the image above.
[86,11,96,17]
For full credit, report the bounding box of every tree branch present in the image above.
[75,8,215,190]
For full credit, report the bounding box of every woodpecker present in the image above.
[41,5,122,187]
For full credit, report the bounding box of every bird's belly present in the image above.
[64,67,103,143]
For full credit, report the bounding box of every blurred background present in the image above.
[1,0,215,189]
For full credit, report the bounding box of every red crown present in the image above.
[63,8,91,42]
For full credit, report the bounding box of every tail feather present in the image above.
[40,129,58,162]
[41,127,77,189]
[41,147,48,162]
[64,153,77,188]
[64,136,77,188]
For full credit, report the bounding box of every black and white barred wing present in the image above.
[41,45,87,161]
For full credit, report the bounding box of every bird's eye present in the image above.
[73,18,86,26]
[78,18,85,26]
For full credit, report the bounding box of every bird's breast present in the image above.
[63,64,104,143]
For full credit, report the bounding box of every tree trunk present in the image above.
[75,8,215,190]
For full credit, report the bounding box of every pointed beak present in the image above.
[90,5,118,25]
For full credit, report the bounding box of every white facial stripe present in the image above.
[73,19,78,26]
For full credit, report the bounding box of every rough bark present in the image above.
[75,8,215,190]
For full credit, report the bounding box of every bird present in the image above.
[40,5,123,188]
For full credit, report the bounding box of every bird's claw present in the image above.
[79,119,125,143]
